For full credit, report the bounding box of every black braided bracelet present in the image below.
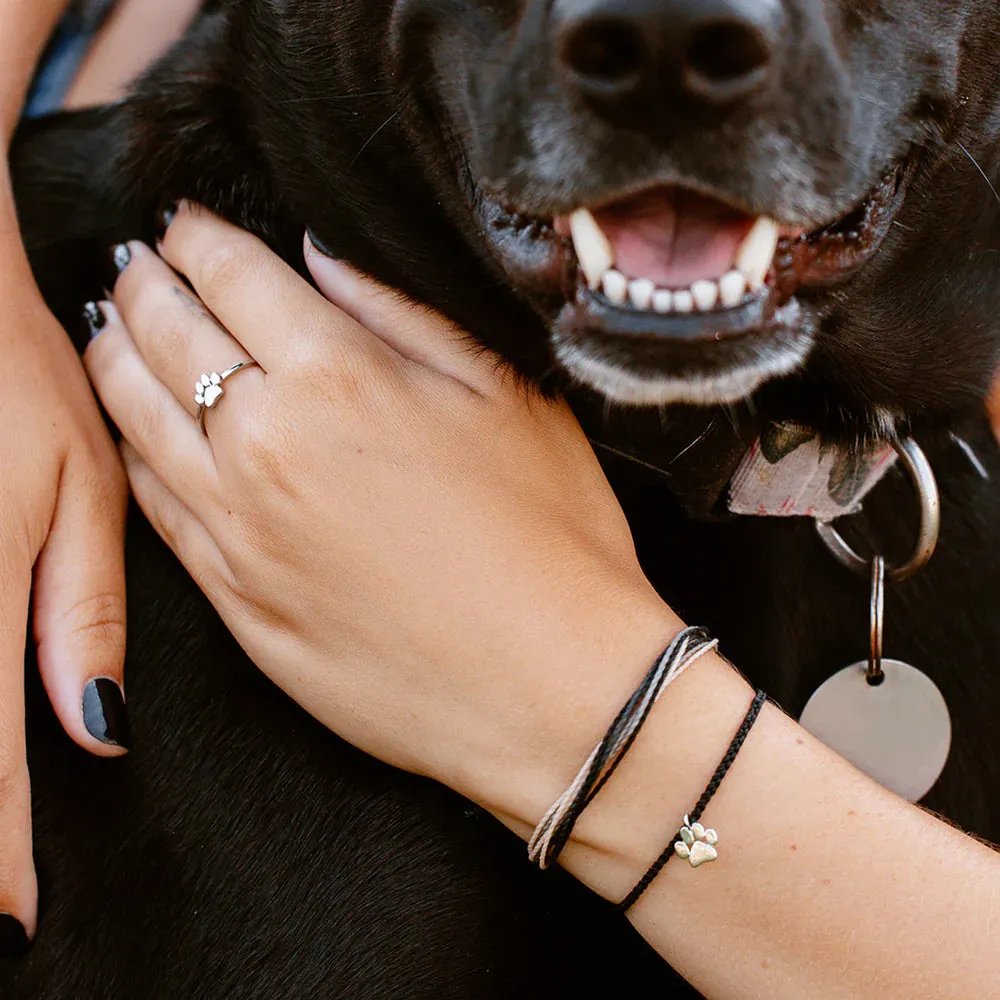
[614,688,768,914]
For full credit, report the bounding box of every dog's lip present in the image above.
[483,157,914,346]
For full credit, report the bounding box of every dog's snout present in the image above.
[555,0,782,110]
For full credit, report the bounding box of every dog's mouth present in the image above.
[481,161,912,404]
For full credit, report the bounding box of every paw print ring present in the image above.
[195,360,260,433]
[673,815,719,868]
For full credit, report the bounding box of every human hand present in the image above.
[0,179,129,956]
[82,202,683,842]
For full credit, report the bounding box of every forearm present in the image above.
[490,613,1000,999]
[0,0,70,308]
[0,0,71,142]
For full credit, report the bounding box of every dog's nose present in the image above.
[555,0,783,108]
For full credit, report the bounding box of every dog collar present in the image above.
[585,411,896,523]
[727,422,897,521]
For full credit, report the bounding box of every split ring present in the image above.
[815,437,940,583]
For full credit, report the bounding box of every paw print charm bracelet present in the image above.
[802,438,952,804]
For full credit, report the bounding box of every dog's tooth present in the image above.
[673,289,694,313]
[735,217,779,290]
[719,270,747,308]
[691,279,719,312]
[602,269,628,305]
[653,289,674,313]
[569,209,615,289]
[629,278,655,310]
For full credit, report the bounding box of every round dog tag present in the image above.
[799,659,951,803]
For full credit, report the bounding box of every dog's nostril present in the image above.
[559,19,645,93]
[554,0,782,111]
[685,21,772,92]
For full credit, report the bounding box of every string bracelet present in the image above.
[614,688,768,913]
[528,626,720,870]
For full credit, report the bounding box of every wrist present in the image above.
[556,652,754,902]
[461,582,753,901]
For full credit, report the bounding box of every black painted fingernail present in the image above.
[83,301,107,339]
[82,678,131,749]
[306,227,338,258]
[110,243,131,274]
[155,202,178,241]
[0,914,30,959]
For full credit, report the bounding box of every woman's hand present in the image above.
[0,173,128,954]
[83,202,682,834]
[83,205,1000,1000]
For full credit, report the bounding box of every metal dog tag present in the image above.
[803,441,950,803]
[799,658,952,803]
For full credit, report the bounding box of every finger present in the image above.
[159,202,393,373]
[304,233,501,395]
[0,551,38,947]
[120,442,230,600]
[84,301,219,514]
[110,242,261,423]
[32,445,130,756]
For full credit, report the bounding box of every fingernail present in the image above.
[82,678,131,749]
[110,243,132,274]
[83,301,107,339]
[155,202,178,241]
[0,914,30,959]
[306,227,337,258]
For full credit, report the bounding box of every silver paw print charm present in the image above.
[195,372,224,409]
[674,815,719,868]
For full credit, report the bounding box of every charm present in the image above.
[195,372,224,409]
[800,557,952,803]
[673,815,719,868]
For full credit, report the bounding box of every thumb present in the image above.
[32,452,130,756]
[304,232,501,393]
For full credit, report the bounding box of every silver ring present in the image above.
[815,437,940,583]
[195,360,260,432]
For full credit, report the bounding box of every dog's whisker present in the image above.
[668,419,716,466]
[956,140,1000,204]
[949,431,991,480]
[350,107,404,167]
[858,94,894,112]
[272,90,395,105]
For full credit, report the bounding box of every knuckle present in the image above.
[239,410,301,497]
[297,349,377,413]
[196,238,255,293]
[57,590,128,657]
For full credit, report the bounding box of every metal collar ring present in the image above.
[815,437,940,584]
[868,555,885,684]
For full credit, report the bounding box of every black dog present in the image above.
[5,1,1000,996]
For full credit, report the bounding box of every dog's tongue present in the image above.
[592,187,755,286]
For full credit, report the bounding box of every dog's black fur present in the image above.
[5,1,1000,996]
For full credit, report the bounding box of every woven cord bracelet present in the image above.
[528,627,720,870]
[614,688,768,914]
